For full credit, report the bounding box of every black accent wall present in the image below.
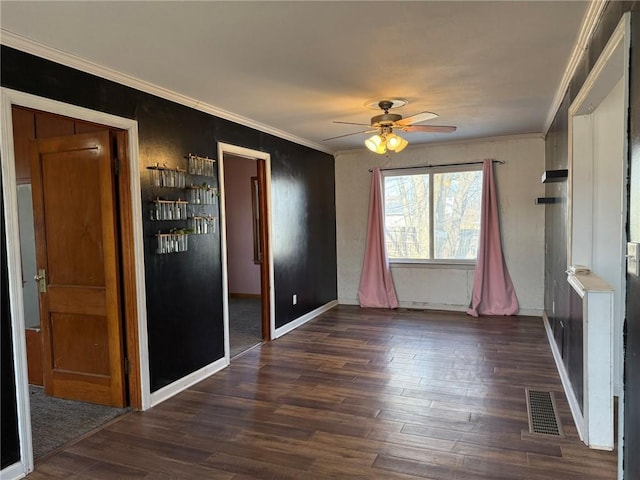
[1,46,337,394]
[543,2,639,477]
[1,174,21,469]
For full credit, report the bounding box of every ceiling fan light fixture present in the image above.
[395,136,409,152]
[365,131,408,154]
[365,134,383,152]
[386,133,401,151]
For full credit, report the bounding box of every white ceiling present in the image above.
[0,1,589,154]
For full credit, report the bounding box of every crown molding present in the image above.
[543,0,608,135]
[0,29,333,155]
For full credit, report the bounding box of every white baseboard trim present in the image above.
[275,300,338,338]
[0,462,27,480]
[542,311,586,442]
[337,298,542,317]
[149,357,228,408]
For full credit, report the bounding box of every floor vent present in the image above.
[526,389,563,437]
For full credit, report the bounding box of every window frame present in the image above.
[381,164,483,266]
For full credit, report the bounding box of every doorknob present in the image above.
[34,269,47,293]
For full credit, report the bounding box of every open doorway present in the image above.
[2,91,147,475]
[13,106,131,459]
[223,155,262,357]
[218,144,274,360]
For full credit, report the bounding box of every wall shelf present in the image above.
[148,153,219,254]
[147,164,187,188]
[156,231,189,254]
[186,153,216,177]
[536,197,561,205]
[541,169,568,183]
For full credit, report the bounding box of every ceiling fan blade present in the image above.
[333,121,373,127]
[396,111,439,126]
[400,125,457,133]
[323,129,376,141]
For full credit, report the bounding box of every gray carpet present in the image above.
[29,386,129,459]
[229,296,262,358]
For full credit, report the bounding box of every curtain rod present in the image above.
[368,160,505,172]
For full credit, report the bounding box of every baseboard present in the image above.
[275,300,338,338]
[542,311,586,442]
[338,298,542,317]
[337,297,358,306]
[148,356,228,408]
[229,293,261,299]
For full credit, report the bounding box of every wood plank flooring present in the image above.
[29,306,617,479]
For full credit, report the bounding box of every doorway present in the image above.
[13,106,130,457]
[1,89,148,476]
[218,143,274,360]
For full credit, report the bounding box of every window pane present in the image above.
[433,170,482,259]
[384,174,430,259]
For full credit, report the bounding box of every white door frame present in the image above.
[0,88,151,479]
[217,142,275,362]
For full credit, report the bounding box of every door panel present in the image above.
[50,314,109,375]
[41,151,105,286]
[30,131,126,407]
[34,111,74,138]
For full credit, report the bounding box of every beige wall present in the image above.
[335,135,545,315]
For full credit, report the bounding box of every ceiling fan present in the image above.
[324,99,457,153]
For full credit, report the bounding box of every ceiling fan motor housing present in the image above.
[371,113,402,127]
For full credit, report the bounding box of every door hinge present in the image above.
[124,358,130,375]
[114,156,120,176]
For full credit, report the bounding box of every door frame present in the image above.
[0,88,151,477]
[217,143,275,361]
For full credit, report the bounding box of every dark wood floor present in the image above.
[29,306,616,479]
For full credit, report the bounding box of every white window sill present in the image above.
[389,261,476,270]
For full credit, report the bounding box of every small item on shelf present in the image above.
[189,216,217,235]
[186,153,216,177]
[567,265,591,275]
[151,198,189,221]
[156,229,191,254]
[187,184,218,205]
[148,163,187,188]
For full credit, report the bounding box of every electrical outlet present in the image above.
[293,294,297,305]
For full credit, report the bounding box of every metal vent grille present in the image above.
[526,389,563,437]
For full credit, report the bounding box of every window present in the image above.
[383,166,483,263]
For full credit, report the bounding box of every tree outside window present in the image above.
[383,167,482,262]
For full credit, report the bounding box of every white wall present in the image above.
[335,135,545,315]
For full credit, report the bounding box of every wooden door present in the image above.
[30,131,126,407]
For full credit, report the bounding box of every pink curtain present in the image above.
[467,160,519,317]
[357,168,399,309]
